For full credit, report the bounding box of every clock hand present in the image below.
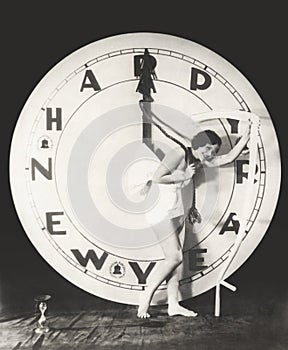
[138,98,202,225]
[135,48,158,152]
[135,48,157,102]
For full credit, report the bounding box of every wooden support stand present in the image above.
[214,280,237,317]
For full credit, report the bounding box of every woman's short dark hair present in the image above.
[192,130,222,150]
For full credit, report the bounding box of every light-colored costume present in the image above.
[126,157,193,226]
[144,177,192,226]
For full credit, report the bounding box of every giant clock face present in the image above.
[10,33,281,305]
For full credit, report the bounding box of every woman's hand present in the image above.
[246,115,260,137]
[185,164,196,179]
[239,116,260,154]
[172,165,195,184]
[249,115,260,133]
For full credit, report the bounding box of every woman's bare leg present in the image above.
[166,221,197,316]
[137,220,183,318]
[166,266,197,316]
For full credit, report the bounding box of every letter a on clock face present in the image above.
[10,33,281,305]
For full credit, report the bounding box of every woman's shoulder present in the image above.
[171,146,186,158]
[162,147,185,167]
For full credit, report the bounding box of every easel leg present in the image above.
[214,281,237,317]
[215,284,220,317]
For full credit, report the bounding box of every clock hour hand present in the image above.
[135,48,157,102]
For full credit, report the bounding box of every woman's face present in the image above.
[196,143,220,162]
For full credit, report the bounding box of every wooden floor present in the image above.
[1,298,288,350]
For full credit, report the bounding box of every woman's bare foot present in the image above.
[137,291,152,318]
[168,304,198,317]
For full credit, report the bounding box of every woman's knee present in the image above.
[167,250,183,267]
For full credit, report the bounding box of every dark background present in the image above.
[1,3,287,317]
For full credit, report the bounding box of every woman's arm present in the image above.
[152,148,195,184]
[209,121,252,167]
[155,166,196,184]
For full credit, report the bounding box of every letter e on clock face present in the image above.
[10,33,281,305]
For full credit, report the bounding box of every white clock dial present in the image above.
[10,33,281,305]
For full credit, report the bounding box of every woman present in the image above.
[137,122,252,318]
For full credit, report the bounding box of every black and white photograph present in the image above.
[1,4,287,349]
